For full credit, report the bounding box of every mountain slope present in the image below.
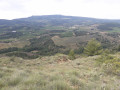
[0,54,120,90]
[14,15,120,25]
[1,15,120,26]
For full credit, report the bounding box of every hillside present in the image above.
[0,15,120,90]
[0,15,120,58]
[0,54,120,90]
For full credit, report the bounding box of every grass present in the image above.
[0,54,120,90]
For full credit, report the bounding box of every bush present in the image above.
[96,53,120,75]
[68,50,75,60]
[70,76,82,86]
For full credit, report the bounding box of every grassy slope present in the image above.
[0,54,120,90]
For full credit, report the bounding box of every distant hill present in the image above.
[0,15,120,26]
[16,15,120,23]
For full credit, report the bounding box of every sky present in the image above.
[0,0,120,20]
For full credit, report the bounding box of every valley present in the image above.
[0,15,120,90]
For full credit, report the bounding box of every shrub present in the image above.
[96,53,120,75]
[70,76,83,86]
[68,50,75,60]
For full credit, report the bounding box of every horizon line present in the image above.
[1,14,120,20]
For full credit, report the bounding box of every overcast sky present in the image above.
[0,0,120,20]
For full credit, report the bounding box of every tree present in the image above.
[68,50,75,60]
[84,39,102,56]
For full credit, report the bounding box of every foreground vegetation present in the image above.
[0,52,120,90]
